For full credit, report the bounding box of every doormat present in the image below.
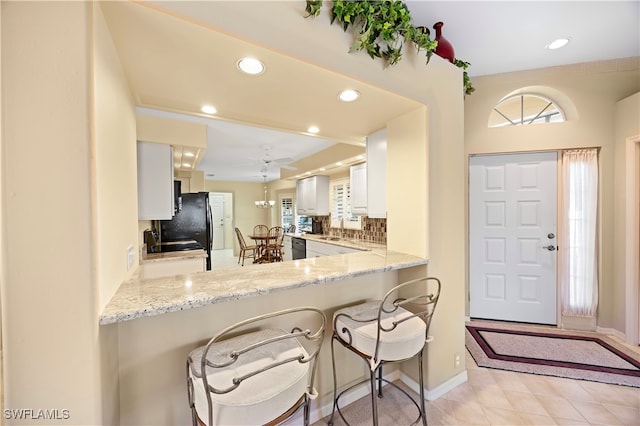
[465,322,640,387]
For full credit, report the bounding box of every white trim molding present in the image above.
[400,369,468,401]
[624,135,640,346]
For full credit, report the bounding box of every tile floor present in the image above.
[210,248,250,269]
[427,350,639,425]
[315,349,639,426]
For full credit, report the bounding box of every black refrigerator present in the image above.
[159,192,212,270]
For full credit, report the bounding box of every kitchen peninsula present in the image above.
[100,248,427,425]
[100,246,426,325]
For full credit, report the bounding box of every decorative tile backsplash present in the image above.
[314,216,387,244]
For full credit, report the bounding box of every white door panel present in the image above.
[469,152,558,325]
[210,194,225,250]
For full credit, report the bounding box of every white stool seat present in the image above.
[189,328,309,425]
[334,301,427,364]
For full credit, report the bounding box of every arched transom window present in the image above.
[488,93,565,128]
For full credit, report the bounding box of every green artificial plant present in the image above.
[305,0,474,96]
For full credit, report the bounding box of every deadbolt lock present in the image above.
[547,233,555,239]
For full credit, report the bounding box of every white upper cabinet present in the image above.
[296,175,329,216]
[295,179,307,214]
[350,162,367,216]
[366,128,387,218]
[137,141,174,220]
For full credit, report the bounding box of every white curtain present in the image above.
[560,149,599,317]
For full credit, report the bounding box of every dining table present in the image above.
[249,234,277,263]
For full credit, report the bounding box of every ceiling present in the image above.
[101,1,639,183]
[136,107,341,182]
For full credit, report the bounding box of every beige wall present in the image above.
[614,92,640,344]
[93,5,143,423]
[1,2,122,423]
[0,2,4,416]
[384,66,466,390]
[94,3,139,311]
[387,107,429,257]
[464,58,640,334]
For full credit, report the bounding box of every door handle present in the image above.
[542,245,557,251]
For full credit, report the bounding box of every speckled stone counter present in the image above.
[99,249,426,325]
[287,233,385,251]
[140,249,207,264]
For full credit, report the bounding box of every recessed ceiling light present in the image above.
[237,57,265,75]
[336,161,343,166]
[184,152,195,157]
[356,155,364,160]
[182,163,192,168]
[307,126,319,134]
[319,167,326,171]
[338,89,360,102]
[201,105,217,114]
[545,38,570,50]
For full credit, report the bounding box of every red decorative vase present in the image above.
[433,21,455,63]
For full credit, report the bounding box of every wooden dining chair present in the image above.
[266,226,284,262]
[234,227,257,266]
[253,224,268,236]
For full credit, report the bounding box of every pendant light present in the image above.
[255,175,275,208]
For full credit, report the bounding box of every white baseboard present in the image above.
[399,369,468,401]
[596,326,627,342]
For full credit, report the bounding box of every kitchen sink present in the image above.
[319,236,341,241]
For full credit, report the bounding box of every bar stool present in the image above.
[187,307,326,426]
[328,277,441,426]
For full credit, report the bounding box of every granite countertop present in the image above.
[286,233,386,252]
[140,249,208,264]
[99,249,427,325]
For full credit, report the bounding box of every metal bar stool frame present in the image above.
[327,277,441,426]
[187,306,326,426]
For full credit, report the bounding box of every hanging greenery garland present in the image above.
[304,0,474,96]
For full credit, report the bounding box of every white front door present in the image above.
[469,152,558,325]
[210,194,225,250]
